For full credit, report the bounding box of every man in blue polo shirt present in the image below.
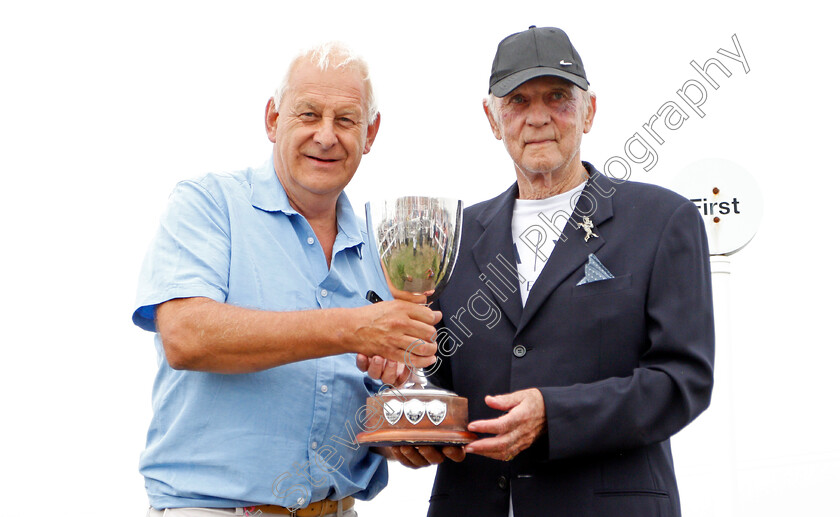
[133,42,440,516]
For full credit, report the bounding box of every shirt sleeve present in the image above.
[132,180,232,332]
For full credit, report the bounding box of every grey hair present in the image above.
[273,41,378,125]
[484,86,594,125]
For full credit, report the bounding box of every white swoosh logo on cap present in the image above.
[558,60,573,66]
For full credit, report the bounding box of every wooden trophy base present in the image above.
[356,388,477,447]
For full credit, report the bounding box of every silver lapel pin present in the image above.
[577,216,599,242]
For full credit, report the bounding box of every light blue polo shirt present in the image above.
[133,158,391,510]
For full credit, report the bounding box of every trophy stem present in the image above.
[406,368,430,389]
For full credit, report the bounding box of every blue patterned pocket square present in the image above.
[576,254,615,286]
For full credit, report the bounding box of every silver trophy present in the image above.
[356,197,476,446]
[366,196,461,303]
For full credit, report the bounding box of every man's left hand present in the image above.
[464,388,546,462]
[356,354,412,387]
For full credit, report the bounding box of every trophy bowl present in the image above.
[356,197,477,447]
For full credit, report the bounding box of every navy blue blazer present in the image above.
[428,163,714,517]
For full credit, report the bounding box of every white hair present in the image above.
[484,85,594,125]
[273,41,378,125]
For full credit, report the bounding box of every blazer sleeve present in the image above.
[428,299,456,392]
[538,201,715,460]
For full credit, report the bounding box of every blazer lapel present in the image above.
[516,170,615,334]
[470,183,524,328]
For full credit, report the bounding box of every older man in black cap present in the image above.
[387,26,715,517]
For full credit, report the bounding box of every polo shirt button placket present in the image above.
[317,288,330,308]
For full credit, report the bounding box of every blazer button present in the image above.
[497,475,509,490]
[513,345,527,358]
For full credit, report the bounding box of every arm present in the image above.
[157,296,440,374]
[137,180,440,374]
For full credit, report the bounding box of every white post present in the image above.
[709,254,737,517]
[672,255,739,517]
[668,158,761,517]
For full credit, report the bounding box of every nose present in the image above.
[313,119,338,148]
[525,100,551,127]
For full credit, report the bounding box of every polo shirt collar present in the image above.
[335,190,363,248]
[250,159,297,215]
[250,158,363,249]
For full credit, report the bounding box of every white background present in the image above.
[1,1,837,515]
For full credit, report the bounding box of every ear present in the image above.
[363,113,381,154]
[265,98,279,143]
[483,99,503,140]
[583,92,596,134]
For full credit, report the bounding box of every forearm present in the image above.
[156,297,356,373]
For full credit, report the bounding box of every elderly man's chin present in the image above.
[518,153,574,177]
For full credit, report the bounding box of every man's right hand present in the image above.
[345,300,441,368]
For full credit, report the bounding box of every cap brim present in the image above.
[490,67,589,97]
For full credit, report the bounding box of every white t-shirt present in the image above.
[510,182,586,306]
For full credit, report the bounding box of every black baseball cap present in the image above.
[489,26,589,97]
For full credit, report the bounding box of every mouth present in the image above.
[305,155,340,164]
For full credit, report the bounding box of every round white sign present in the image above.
[669,158,763,256]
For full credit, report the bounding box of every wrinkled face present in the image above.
[486,76,594,179]
[266,60,379,206]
